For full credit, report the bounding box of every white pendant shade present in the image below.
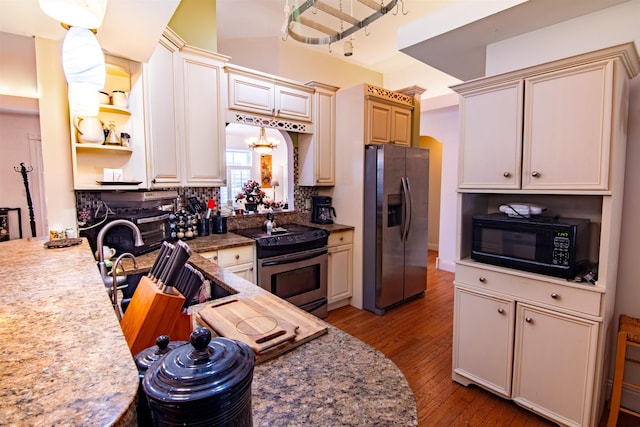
[62,26,105,117]
[38,0,107,29]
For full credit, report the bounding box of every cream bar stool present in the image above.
[607,314,640,427]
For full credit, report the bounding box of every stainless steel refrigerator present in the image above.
[363,143,429,315]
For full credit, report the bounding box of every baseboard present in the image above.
[607,378,640,413]
[428,242,439,251]
[436,257,456,272]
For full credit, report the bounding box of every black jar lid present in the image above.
[142,328,255,404]
[134,335,188,377]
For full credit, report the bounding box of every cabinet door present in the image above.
[458,81,523,189]
[453,287,515,397]
[227,72,275,115]
[328,243,353,303]
[523,61,613,190]
[144,37,182,187]
[180,50,226,186]
[225,263,256,284]
[276,84,313,122]
[512,303,598,427]
[391,106,412,146]
[367,100,392,144]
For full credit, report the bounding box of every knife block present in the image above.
[120,276,186,355]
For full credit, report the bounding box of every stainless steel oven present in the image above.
[234,224,329,318]
[258,247,328,318]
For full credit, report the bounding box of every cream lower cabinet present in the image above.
[327,230,353,309]
[453,287,515,397]
[513,303,598,427]
[453,283,599,427]
[197,244,256,284]
[453,260,602,427]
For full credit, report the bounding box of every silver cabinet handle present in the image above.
[550,293,558,299]
[498,308,504,314]
[479,276,486,283]
[525,317,533,323]
[531,171,540,177]
[503,171,511,177]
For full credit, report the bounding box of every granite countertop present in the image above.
[0,237,138,426]
[0,225,416,427]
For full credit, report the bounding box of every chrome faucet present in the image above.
[96,219,144,286]
[111,252,138,321]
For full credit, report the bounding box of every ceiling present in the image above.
[0,0,630,85]
[216,0,632,81]
[0,0,180,63]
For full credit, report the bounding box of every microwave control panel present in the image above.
[552,233,571,266]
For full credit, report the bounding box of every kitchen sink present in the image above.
[119,272,232,314]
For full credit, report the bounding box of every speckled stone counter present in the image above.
[0,223,415,427]
[0,237,138,426]
[187,246,417,427]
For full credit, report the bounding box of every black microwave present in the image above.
[471,213,590,278]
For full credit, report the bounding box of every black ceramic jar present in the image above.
[142,328,255,427]
[134,335,188,426]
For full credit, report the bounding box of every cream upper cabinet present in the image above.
[143,34,182,187]
[179,46,227,186]
[522,61,614,191]
[455,52,631,192]
[226,65,313,122]
[144,30,229,188]
[366,99,413,146]
[457,81,523,189]
[299,82,338,186]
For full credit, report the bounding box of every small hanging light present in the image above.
[38,0,107,117]
[246,127,280,154]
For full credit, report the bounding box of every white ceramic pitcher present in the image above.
[73,116,104,144]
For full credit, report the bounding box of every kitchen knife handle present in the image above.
[156,243,177,286]
[149,241,172,280]
[161,240,192,293]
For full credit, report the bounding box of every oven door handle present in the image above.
[260,249,328,267]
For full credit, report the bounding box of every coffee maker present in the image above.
[311,196,337,224]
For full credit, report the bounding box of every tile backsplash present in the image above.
[75,143,318,221]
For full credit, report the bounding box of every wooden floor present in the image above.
[325,251,638,427]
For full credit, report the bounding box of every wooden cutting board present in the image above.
[196,293,328,363]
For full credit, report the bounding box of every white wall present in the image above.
[419,98,459,272]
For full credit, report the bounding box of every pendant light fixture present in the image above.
[38,0,108,117]
[283,0,407,54]
[246,127,280,154]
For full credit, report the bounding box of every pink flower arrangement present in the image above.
[236,179,266,205]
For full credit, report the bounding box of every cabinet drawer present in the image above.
[217,245,254,267]
[328,230,353,247]
[455,263,602,317]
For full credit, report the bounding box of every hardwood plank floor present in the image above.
[325,251,638,427]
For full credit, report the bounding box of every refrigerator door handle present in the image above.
[404,176,413,241]
[401,176,412,241]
